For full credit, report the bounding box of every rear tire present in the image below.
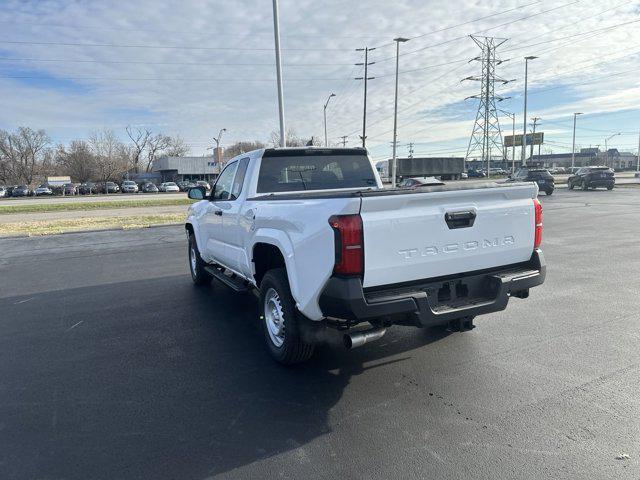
[188,234,212,286]
[581,181,588,191]
[568,182,574,190]
[607,185,614,190]
[546,189,553,195]
[259,268,315,365]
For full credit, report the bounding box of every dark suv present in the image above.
[567,166,615,190]
[508,168,555,195]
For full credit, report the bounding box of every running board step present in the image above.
[204,266,249,292]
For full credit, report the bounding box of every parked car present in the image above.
[159,182,180,192]
[177,180,195,192]
[507,168,555,195]
[460,172,468,179]
[567,166,615,191]
[78,182,97,195]
[120,180,139,193]
[62,183,77,195]
[6,186,16,197]
[186,147,545,365]
[98,182,120,194]
[398,176,445,189]
[140,182,159,193]
[12,185,32,197]
[467,169,486,178]
[34,184,53,196]
[0,186,7,197]
[196,180,211,190]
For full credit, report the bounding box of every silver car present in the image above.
[120,180,139,193]
[159,182,180,192]
[34,185,53,196]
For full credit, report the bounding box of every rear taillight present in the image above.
[533,198,543,249]
[329,214,363,277]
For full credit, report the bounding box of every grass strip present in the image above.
[0,213,185,237]
[0,198,194,215]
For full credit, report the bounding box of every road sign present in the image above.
[504,132,544,147]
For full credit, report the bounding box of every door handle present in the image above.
[445,210,476,229]
[214,210,223,216]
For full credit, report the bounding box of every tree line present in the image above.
[0,126,188,186]
[0,126,321,186]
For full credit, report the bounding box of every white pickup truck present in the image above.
[186,147,545,364]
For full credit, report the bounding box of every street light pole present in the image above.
[571,113,582,170]
[637,130,640,172]
[522,56,537,166]
[271,0,286,147]
[391,37,409,188]
[213,128,226,166]
[604,132,621,168]
[323,93,336,147]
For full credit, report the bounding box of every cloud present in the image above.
[0,0,637,156]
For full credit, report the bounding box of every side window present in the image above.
[230,158,250,200]
[212,162,238,201]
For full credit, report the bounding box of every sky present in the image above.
[0,0,638,161]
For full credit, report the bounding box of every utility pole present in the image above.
[407,142,414,158]
[213,128,226,165]
[464,36,511,171]
[323,93,336,147]
[339,136,348,148]
[522,56,537,166]
[530,116,540,162]
[272,0,286,147]
[355,47,375,148]
[391,37,409,188]
[571,112,582,169]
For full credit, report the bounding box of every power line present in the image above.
[0,39,353,51]
[0,57,354,67]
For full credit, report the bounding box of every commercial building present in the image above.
[531,148,637,170]
[152,156,221,183]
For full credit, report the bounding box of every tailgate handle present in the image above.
[445,210,476,229]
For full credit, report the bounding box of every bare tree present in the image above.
[90,129,128,183]
[223,140,266,160]
[55,140,96,182]
[126,126,150,173]
[145,133,171,172]
[164,135,190,157]
[269,127,320,148]
[0,127,50,185]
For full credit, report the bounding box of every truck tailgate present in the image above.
[360,184,538,288]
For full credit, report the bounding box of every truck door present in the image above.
[203,161,238,265]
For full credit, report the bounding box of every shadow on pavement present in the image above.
[0,273,449,479]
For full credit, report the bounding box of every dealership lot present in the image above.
[0,187,638,479]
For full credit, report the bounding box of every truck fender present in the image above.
[250,229,301,307]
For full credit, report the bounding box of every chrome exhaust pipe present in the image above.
[343,328,387,349]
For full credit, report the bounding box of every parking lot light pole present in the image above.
[571,113,582,170]
[272,0,286,147]
[637,130,640,172]
[391,37,409,188]
[323,93,336,147]
[604,132,621,167]
[522,56,537,166]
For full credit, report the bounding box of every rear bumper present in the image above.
[319,250,546,327]
[585,178,614,188]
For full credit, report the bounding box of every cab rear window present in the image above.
[257,153,377,193]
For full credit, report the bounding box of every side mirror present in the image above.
[188,186,206,200]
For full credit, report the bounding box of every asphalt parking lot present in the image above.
[1,187,639,479]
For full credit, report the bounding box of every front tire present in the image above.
[259,268,315,365]
[188,234,212,286]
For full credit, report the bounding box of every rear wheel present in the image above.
[188,234,212,286]
[546,189,553,195]
[259,268,315,365]
[581,180,588,191]
[568,181,574,190]
[607,185,614,190]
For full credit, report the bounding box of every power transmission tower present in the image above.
[463,36,513,172]
[355,47,375,148]
[407,142,414,158]
[340,135,348,147]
